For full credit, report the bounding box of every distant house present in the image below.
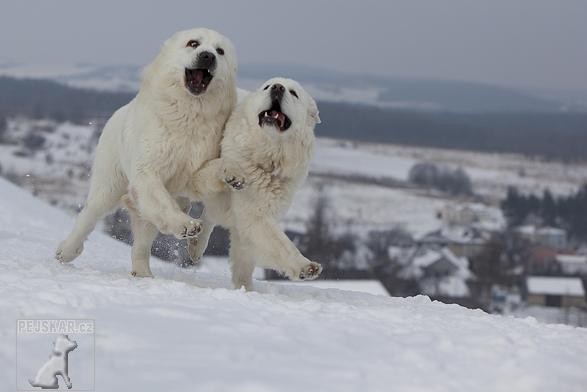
[536,227,567,249]
[438,203,504,230]
[516,225,567,250]
[399,246,474,300]
[526,276,586,308]
[417,226,490,258]
[438,205,479,227]
[437,204,505,231]
[555,254,587,275]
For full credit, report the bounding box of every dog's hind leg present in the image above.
[56,159,126,263]
[187,211,215,264]
[229,230,256,290]
[236,217,322,281]
[129,214,158,278]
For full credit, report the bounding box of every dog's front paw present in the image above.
[297,262,322,281]
[169,217,202,239]
[66,382,72,389]
[225,175,246,190]
[223,166,247,190]
[56,241,83,263]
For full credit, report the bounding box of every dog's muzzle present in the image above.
[184,51,217,96]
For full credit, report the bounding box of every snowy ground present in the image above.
[286,177,452,237]
[1,178,587,391]
[312,139,587,200]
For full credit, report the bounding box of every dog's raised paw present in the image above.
[177,219,202,239]
[224,175,246,190]
[298,262,322,280]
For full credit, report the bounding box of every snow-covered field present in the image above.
[1,178,587,391]
[312,139,587,200]
[286,177,456,237]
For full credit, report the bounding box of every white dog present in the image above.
[56,28,237,277]
[29,334,77,389]
[185,78,322,289]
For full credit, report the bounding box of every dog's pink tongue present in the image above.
[276,112,285,129]
[194,70,204,84]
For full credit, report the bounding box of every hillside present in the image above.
[1,178,586,391]
[0,61,570,112]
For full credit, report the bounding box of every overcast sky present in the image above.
[1,0,586,90]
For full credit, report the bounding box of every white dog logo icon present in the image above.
[29,334,77,389]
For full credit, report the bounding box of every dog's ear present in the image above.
[308,97,321,125]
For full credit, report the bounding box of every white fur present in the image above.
[188,78,322,289]
[56,28,237,278]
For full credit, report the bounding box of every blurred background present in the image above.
[1,0,587,326]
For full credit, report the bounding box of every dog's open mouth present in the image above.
[185,68,213,95]
[258,100,292,131]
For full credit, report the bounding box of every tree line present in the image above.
[501,185,587,241]
[408,162,473,196]
[317,101,587,161]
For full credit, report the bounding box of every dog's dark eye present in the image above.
[216,47,225,55]
[290,89,299,98]
[186,40,200,48]
[263,85,269,90]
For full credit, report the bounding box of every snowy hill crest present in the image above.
[1,178,586,392]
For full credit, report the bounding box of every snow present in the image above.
[2,179,587,391]
[555,255,587,264]
[285,178,453,237]
[312,138,587,200]
[412,251,444,270]
[526,277,585,297]
[283,280,389,296]
[537,227,566,236]
[556,255,587,275]
[311,143,415,180]
[511,306,587,328]
[420,275,471,299]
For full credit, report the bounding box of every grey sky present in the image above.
[1,0,586,90]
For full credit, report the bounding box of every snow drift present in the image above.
[0,178,586,391]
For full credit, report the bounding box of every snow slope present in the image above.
[1,178,587,392]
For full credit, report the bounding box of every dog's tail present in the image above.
[28,378,39,388]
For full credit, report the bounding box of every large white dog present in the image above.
[56,28,237,277]
[185,78,322,289]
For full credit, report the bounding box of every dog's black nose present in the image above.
[197,51,216,69]
[270,83,285,101]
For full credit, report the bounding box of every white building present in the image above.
[555,254,587,275]
[526,276,586,308]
